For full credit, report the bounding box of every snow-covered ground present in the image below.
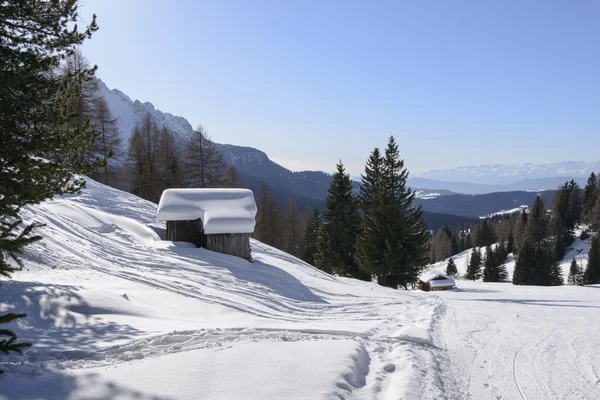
[1,179,447,400]
[423,236,600,399]
[3,178,599,399]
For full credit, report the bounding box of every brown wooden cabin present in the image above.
[156,189,257,260]
[418,272,456,292]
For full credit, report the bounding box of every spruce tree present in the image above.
[568,258,583,285]
[355,147,385,275]
[507,231,515,254]
[465,247,482,280]
[583,172,599,223]
[474,219,496,247]
[513,240,536,285]
[513,211,528,251]
[446,258,458,277]
[1,0,99,368]
[483,245,508,282]
[301,209,321,265]
[525,196,548,245]
[317,162,368,280]
[584,236,600,284]
[376,137,429,288]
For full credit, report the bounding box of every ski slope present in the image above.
[422,238,600,399]
[0,179,447,400]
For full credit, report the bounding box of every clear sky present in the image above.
[81,0,600,175]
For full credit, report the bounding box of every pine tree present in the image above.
[584,235,600,284]
[507,231,515,254]
[355,148,385,275]
[371,136,430,289]
[283,199,302,257]
[525,196,548,245]
[1,0,99,370]
[90,96,122,185]
[551,181,582,259]
[184,125,225,188]
[583,172,599,223]
[513,211,528,251]
[60,48,100,164]
[465,248,482,281]
[568,258,583,285]
[483,245,508,282]
[513,240,536,285]
[591,197,600,231]
[474,219,496,247]
[446,258,458,277]
[317,162,367,279]
[301,209,321,265]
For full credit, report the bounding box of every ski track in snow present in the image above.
[3,178,600,399]
[0,178,452,400]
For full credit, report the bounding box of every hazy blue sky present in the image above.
[81,0,600,175]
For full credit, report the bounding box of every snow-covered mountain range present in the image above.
[415,161,600,184]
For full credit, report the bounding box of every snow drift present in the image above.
[0,178,447,400]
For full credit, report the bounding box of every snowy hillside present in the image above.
[1,179,448,400]
[424,232,592,283]
[420,237,600,399]
[415,161,600,184]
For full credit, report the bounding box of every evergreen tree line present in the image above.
[429,174,600,286]
[1,1,101,369]
[298,137,430,289]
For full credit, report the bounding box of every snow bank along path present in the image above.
[0,178,450,400]
[424,242,600,400]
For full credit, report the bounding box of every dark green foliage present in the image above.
[483,245,508,282]
[525,196,548,245]
[583,173,599,224]
[1,0,100,368]
[474,219,496,247]
[551,180,582,260]
[507,231,515,254]
[356,137,429,289]
[568,258,583,285]
[355,148,385,276]
[465,248,482,281]
[0,313,32,370]
[513,211,528,252]
[513,239,563,286]
[446,258,458,277]
[301,209,320,265]
[317,162,368,280]
[584,236,600,284]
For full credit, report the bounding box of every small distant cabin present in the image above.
[155,188,257,260]
[418,271,456,292]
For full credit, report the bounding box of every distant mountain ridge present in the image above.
[415,161,600,184]
[407,176,590,195]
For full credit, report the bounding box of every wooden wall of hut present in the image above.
[206,233,252,260]
[166,220,206,248]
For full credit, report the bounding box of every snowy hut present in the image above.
[155,188,257,260]
[418,271,456,292]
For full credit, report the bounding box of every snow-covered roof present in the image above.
[419,271,456,287]
[155,189,257,235]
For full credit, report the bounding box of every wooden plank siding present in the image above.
[166,219,251,260]
[206,233,252,260]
